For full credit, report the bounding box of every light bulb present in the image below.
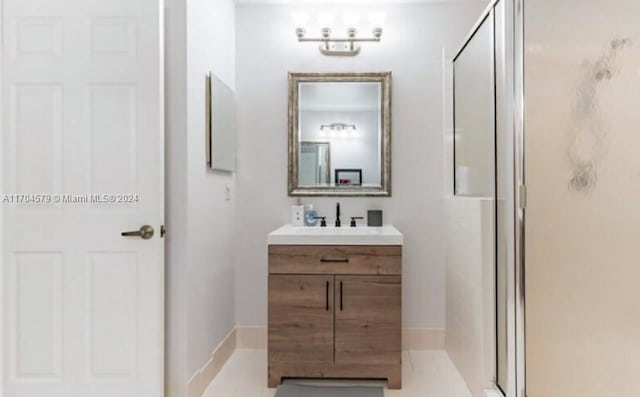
[318,11,335,28]
[291,11,309,28]
[369,11,386,28]
[343,12,360,28]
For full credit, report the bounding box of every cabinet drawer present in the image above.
[268,245,402,275]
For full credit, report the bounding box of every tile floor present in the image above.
[202,349,472,397]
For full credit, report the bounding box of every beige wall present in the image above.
[524,0,640,395]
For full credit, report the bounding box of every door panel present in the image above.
[88,252,138,377]
[334,276,401,365]
[13,253,63,379]
[268,275,334,364]
[1,0,164,396]
[12,84,63,201]
[88,84,138,199]
[525,0,640,395]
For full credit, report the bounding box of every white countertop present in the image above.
[267,224,404,246]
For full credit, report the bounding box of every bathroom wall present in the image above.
[234,2,486,331]
[165,0,236,394]
[165,0,188,391]
[185,0,236,381]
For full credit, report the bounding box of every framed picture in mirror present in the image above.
[335,169,362,186]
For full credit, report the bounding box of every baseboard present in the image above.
[186,328,237,397]
[236,326,267,349]
[166,384,187,397]
[402,327,446,350]
[234,326,446,351]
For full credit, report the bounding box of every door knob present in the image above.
[121,225,155,240]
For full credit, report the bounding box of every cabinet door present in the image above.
[268,275,334,364]
[335,275,401,365]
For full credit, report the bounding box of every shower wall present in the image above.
[524,0,640,395]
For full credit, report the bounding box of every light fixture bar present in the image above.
[321,123,357,131]
[296,27,383,56]
[298,37,381,43]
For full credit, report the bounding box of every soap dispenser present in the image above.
[304,204,318,226]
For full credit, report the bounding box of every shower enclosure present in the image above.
[524,0,640,396]
[450,0,639,396]
[450,0,517,396]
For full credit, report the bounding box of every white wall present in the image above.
[165,0,189,392]
[234,2,486,330]
[185,0,236,380]
[165,0,236,394]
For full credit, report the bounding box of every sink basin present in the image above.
[267,224,403,246]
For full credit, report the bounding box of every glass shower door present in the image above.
[524,0,640,395]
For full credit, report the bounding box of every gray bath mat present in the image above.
[274,383,384,397]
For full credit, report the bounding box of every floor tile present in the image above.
[202,349,472,397]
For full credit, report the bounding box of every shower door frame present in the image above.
[513,1,526,397]
[499,0,527,395]
[452,0,526,396]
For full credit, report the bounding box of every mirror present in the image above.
[207,72,236,172]
[288,72,391,196]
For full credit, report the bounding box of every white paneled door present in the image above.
[1,0,164,396]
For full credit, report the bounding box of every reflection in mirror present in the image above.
[289,73,391,196]
[299,142,330,186]
[335,169,362,186]
[299,82,380,187]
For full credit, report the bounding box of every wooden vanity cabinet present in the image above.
[268,275,334,365]
[268,245,402,389]
[334,275,401,366]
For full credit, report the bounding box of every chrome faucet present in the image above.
[335,202,341,227]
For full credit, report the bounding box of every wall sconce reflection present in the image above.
[320,123,357,131]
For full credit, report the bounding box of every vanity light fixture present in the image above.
[320,123,357,131]
[293,11,385,57]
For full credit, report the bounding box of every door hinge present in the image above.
[518,184,527,209]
